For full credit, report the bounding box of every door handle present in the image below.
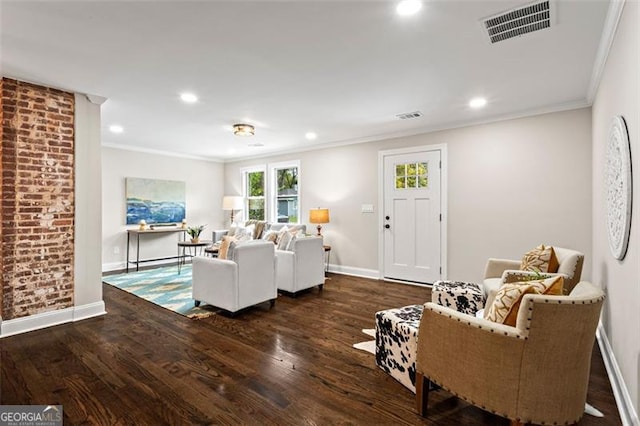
[385,224,390,229]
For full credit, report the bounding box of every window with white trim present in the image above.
[270,161,300,224]
[241,161,300,224]
[241,166,266,221]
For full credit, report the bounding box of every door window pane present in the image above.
[395,162,429,189]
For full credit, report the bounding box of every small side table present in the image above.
[178,240,211,274]
[323,244,331,276]
[204,244,219,257]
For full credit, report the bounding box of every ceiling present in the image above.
[1,0,611,161]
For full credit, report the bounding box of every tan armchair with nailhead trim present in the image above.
[483,247,585,296]
[415,281,604,425]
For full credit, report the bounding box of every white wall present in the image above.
[592,1,639,423]
[102,148,225,271]
[225,107,592,282]
[74,94,104,312]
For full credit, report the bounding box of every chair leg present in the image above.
[415,371,430,417]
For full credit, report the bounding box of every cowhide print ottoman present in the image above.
[431,280,485,316]
[375,304,423,393]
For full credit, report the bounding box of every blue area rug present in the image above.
[103,265,216,319]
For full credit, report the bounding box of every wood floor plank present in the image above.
[1,273,622,425]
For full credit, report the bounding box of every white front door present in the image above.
[382,149,442,284]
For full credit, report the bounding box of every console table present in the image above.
[126,228,186,272]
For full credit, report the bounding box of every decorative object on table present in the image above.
[233,123,255,137]
[186,224,205,243]
[103,265,216,319]
[605,115,632,260]
[309,207,330,236]
[181,218,187,229]
[138,219,147,231]
[125,177,186,225]
[222,195,244,225]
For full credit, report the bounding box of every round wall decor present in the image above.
[605,115,632,260]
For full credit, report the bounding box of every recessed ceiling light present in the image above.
[109,125,124,133]
[305,132,317,140]
[396,0,422,16]
[180,92,198,103]
[469,97,488,109]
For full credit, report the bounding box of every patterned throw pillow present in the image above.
[520,244,559,273]
[485,283,540,327]
[524,275,564,295]
[218,235,237,260]
[277,230,293,250]
[261,230,278,244]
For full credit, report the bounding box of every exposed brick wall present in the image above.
[1,78,75,320]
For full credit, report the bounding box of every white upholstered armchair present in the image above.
[192,240,277,313]
[276,236,325,295]
[483,246,584,295]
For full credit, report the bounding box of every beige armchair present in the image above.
[415,281,604,425]
[483,247,584,295]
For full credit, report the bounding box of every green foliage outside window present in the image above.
[277,168,298,194]
[247,171,265,220]
[248,171,264,197]
[395,162,428,189]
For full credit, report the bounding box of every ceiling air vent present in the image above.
[482,1,553,44]
[396,111,423,120]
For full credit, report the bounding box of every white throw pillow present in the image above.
[237,224,255,241]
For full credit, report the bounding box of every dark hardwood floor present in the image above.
[1,273,621,425]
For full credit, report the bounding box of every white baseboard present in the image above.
[102,259,177,273]
[73,301,106,321]
[327,263,379,279]
[1,302,107,338]
[102,261,125,272]
[596,323,640,426]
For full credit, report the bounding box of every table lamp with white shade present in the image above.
[309,208,330,236]
[222,195,244,225]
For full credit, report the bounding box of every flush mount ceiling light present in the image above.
[469,97,488,108]
[396,0,422,16]
[109,124,124,133]
[180,92,198,103]
[233,123,255,137]
[305,132,317,140]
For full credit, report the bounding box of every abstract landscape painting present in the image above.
[126,177,186,225]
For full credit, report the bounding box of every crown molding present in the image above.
[586,0,626,103]
[102,143,223,163]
